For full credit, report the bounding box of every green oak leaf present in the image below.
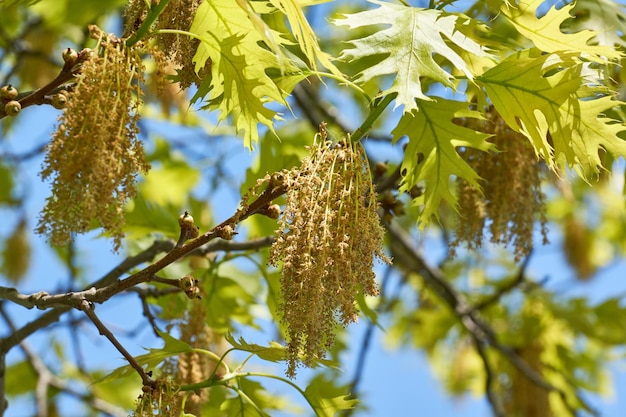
[392,98,494,224]
[477,49,626,177]
[502,0,622,59]
[336,0,492,112]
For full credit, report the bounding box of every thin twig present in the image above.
[78,300,156,388]
[0,179,287,395]
[0,48,90,119]
[0,238,173,352]
[472,252,532,311]
[0,305,126,417]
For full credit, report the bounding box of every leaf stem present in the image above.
[350,93,396,143]
[125,0,171,47]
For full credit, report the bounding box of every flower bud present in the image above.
[218,224,235,240]
[175,211,199,248]
[62,48,79,66]
[51,93,68,109]
[259,204,281,219]
[178,211,195,228]
[0,85,18,100]
[4,100,21,116]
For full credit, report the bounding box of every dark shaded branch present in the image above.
[385,221,599,417]
[292,82,393,142]
[472,336,506,417]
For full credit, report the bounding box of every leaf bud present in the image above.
[179,274,195,291]
[51,93,68,109]
[0,85,18,101]
[175,211,199,248]
[391,200,405,216]
[259,203,281,219]
[4,100,21,116]
[184,285,201,299]
[62,48,79,66]
[266,204,281,219]
[409,185,423,199]
[218,224,236,240]
[178,211,195,228]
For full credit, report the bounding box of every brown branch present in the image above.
[86,179,286,305]
[78,299,156,389]
[0,235,276,343]
[0,305,126,417]
[0,47,90,119]
[0,178,287,398]
[0,238,173,352]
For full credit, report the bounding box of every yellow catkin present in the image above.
[155,0,210,89]
[453,107,548,260]
[176,301,214,416]
[37,27,150,250]
[270,131,390,378]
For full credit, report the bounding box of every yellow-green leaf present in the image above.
[267,0,343,77]
[189,0,293,148]
[392,98,494,224]
[1,218,30,283]
[502,0,622,59]
[477,50,626,177]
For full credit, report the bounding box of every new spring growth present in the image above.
[1,85,20,117]
[258,204,281,220]
[176,211,199,248]
[217,224,236,241]
[179,275,201,299]
[270,128,390,378]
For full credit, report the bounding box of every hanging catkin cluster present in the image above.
[124,0,210,89]
[270,130,390,378]
[37,26,150,251]
[452,107,549,260]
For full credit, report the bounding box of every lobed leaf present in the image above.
[477,49,626,177]
[226,334,287,363]
[501,0,622,59]
[569,0,626,48]
[336,0,492,112]
[97,331,193,382]
[267,0,343,76]
[189,0,296,148]
[304,374,358,417]
[392,98,494,224]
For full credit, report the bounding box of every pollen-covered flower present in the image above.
[37,26,150,250]
[154,0,210,89]
[453,107,548,260]
[270,128,390,377]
